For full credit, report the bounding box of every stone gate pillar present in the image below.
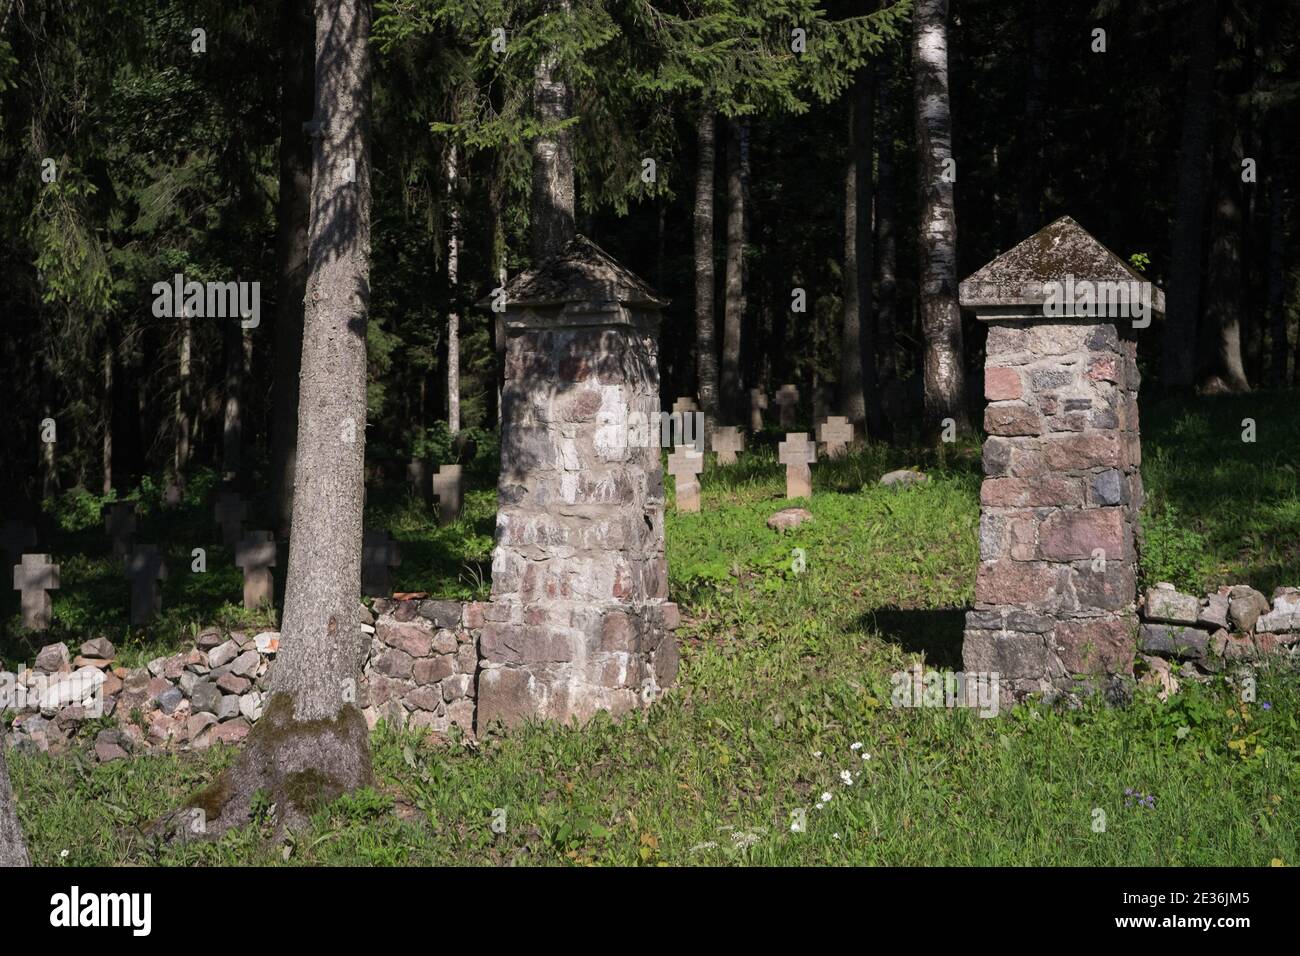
[478,236,679,728]
[959,217,1161,702]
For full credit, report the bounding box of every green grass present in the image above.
[7,394,1300,865]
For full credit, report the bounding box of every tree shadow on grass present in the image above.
[857,606,966,670]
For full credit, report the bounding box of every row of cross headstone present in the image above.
[667,419,854,512]
[406,461,464,524]
[11,479,413,632]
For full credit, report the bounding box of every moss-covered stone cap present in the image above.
[959,216,1165,318]
[477,234,666,310]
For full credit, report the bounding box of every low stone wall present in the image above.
[2,597,487,758]
[1136,584,1300,691]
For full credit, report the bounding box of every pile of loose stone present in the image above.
[3,597,484,760]
[1138,583,1300,691]
[4,628,279,759]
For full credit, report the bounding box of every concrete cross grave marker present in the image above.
[126,545,167,626]
[711,425,744,465]
[102,502,137,561]
[406,458,430,503]
[235,531,277,610]
[361,530,401,597]
[213,490,247,549]
[14,553,59,631]
[671,396,702,449]
[749,388,768,432]
[774,384,800,428]
[778,432,817,499]
[432,464,463,524]
[1,519,37,569]
[666,446,704,513]
[817,416,854,458]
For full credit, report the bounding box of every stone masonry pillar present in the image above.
[477,236,680,728]
[959,217,1161,702]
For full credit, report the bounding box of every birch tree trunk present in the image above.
[447,144,461,434]
[270,0,314,532]
[174,317,192,483]
[875,59,898,390]
[912,0,970,438]
[694,109,720,426]
[171,0,374,837]
[530,0,575,262]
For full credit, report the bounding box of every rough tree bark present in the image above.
[270,0,315,533]
[1265,116,1288,387]
[721,118,747,421]
[912,0,970,439]
[174,317,192,485]
[694,109,720,427]
[1198,126,1251,393]
[874,58,898,390]
[530,0,575,262]
[1161,0,1216,391]
[447,144,461,434]
[841,68,873,430]
[222,323,246,482]
[171,0,374,838]
[100,336,113,496]
[0,735,30,867]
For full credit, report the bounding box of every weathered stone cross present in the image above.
[774,384,800,428]
[213,490,247,549]
[671,396,702,449]
[432,464,463,524]
[235,530,277,609]
[711,425,744,465]
[1,519,37,568]
[749,388,768,432]
[126,545,167,626]
[671,396,699,416]
[406,458,428,501]
[666,446,704,513]
[14,553,59,631]
[361,530,401,597]
[778,432,817,499]
[102,502,137,560]
[816,416,854,458]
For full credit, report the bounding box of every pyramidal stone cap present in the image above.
[479,234,667,328]
[959,216,1165,319]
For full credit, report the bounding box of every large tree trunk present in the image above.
[1161,0,1216,391]
[172,0,373,839]
[721,118,747,421]
[912,0,970,439]
[1014,6,1050,241]
[1265,118,1288,387]
[530,0,575,262]
[174,317,192,483]
[874,58,899,391]
[447,144,461,434]
[0,736,30,867]
[270,0,314,533]
[841,68,873,431]
[222,323,246,482]
[1198,127,1252,393]
[100,337,113,496]
[694,109,720,426]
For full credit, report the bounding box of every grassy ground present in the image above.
[7,393,1300,866]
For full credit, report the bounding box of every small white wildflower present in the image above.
[839,769,853,786]
[832,832,841,840]
[812,750,822,758]
[60,849,69,858]
[861,752,872,761]
[850,742,863,751]
[820,791,832,803]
